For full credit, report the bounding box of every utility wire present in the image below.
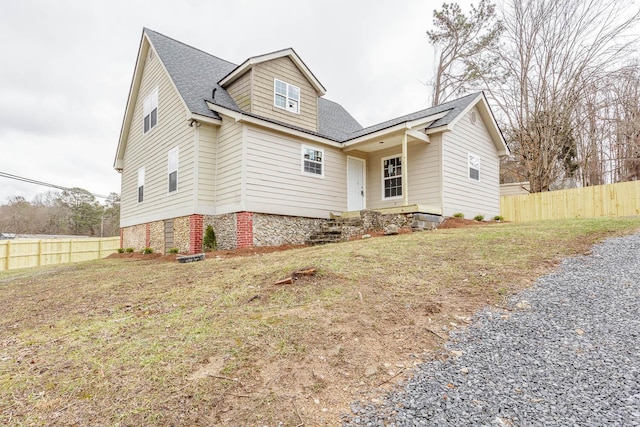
[0,171,111,199]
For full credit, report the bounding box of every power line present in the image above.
[0,171,112,199]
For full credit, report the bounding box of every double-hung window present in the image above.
[274,79,300,114]
[383,156,402,199]
[468,153,480,181]
[168,147,178,193]
[168,147,178,192]
[143,88,158,134]
[137,167,145,203]
[302,146,323,177]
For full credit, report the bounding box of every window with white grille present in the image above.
[382,156,402,199]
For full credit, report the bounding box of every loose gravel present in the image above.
[344,233,640,426]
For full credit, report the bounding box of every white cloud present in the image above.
[0,0,476,203]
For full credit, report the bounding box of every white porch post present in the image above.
[401,131,409,206]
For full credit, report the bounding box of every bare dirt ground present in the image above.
[2,217,639,426]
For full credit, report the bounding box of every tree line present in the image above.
[0,189,120,237]
[428,0,640,192]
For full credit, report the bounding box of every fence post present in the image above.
[99,239,103,259]
[4,241,9,271]
[69,240,73,264]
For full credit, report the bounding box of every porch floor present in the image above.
[331,204,442,219]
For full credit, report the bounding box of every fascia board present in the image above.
[205,101,341,148]
[219,48,326,95]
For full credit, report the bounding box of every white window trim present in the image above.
[168,147,179,193]
[301,145,324,178]
[468,153,481,182]
[137,167,145,204]
[381,154,403,200]
[143,87,158,135]
[274,78,300,114]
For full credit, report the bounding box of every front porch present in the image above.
[343,112,447,214]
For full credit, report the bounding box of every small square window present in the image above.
[274,79,300,114]
[302,146,323,177]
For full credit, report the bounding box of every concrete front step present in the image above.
[320,225,343,234]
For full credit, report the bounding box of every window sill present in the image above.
[273,105,300,115]
[301,171,324,179]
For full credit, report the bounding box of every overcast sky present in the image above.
[0,0,474,204]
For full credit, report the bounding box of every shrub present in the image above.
[493,215,504,221]
[203,225,217,251]
[474,215,485,221]
[117,248,125,254]
[125,247,134,253]
[142,247,154,254]
[453,212,465,218]
[168,247,179,254]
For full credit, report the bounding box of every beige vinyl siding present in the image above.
[227,70,252,112]
[366,137,442,212]
[120,47,196,228]
[213,116,243,213]
[407,135,442,211]
[251,57,318,132]
[441,107,500,218]
[244,126,346,218]
[196,123,218,210]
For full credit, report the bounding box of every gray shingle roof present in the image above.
[145,29,480,143]
[145,29,238,120]
[318,98,363,141]
[346,92,481,140]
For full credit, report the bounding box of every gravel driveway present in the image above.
[344,233,640,426]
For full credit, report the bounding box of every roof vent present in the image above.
[470,111,477,125]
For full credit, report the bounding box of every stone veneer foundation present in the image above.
[120,210,438,254]
[120,214,202,254]
[203,212,323,250]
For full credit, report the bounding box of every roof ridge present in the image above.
[356,92,482,132]
[244,47,295,60]
[144,27,238,67]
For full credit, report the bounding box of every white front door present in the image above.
[347,157,366,211]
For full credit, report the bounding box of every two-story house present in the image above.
[114,29,509,253]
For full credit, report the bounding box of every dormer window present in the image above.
[274,79,300,114]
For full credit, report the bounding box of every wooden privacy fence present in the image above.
[0,237,120,271]
[500,181,640,222]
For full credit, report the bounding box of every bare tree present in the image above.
[487,0,640,192]
[427,0,503,106]
[611,64,640,182]
[0,196,33,233]
[0,189,120,236]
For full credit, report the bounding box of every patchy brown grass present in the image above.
[1,217,639,426]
